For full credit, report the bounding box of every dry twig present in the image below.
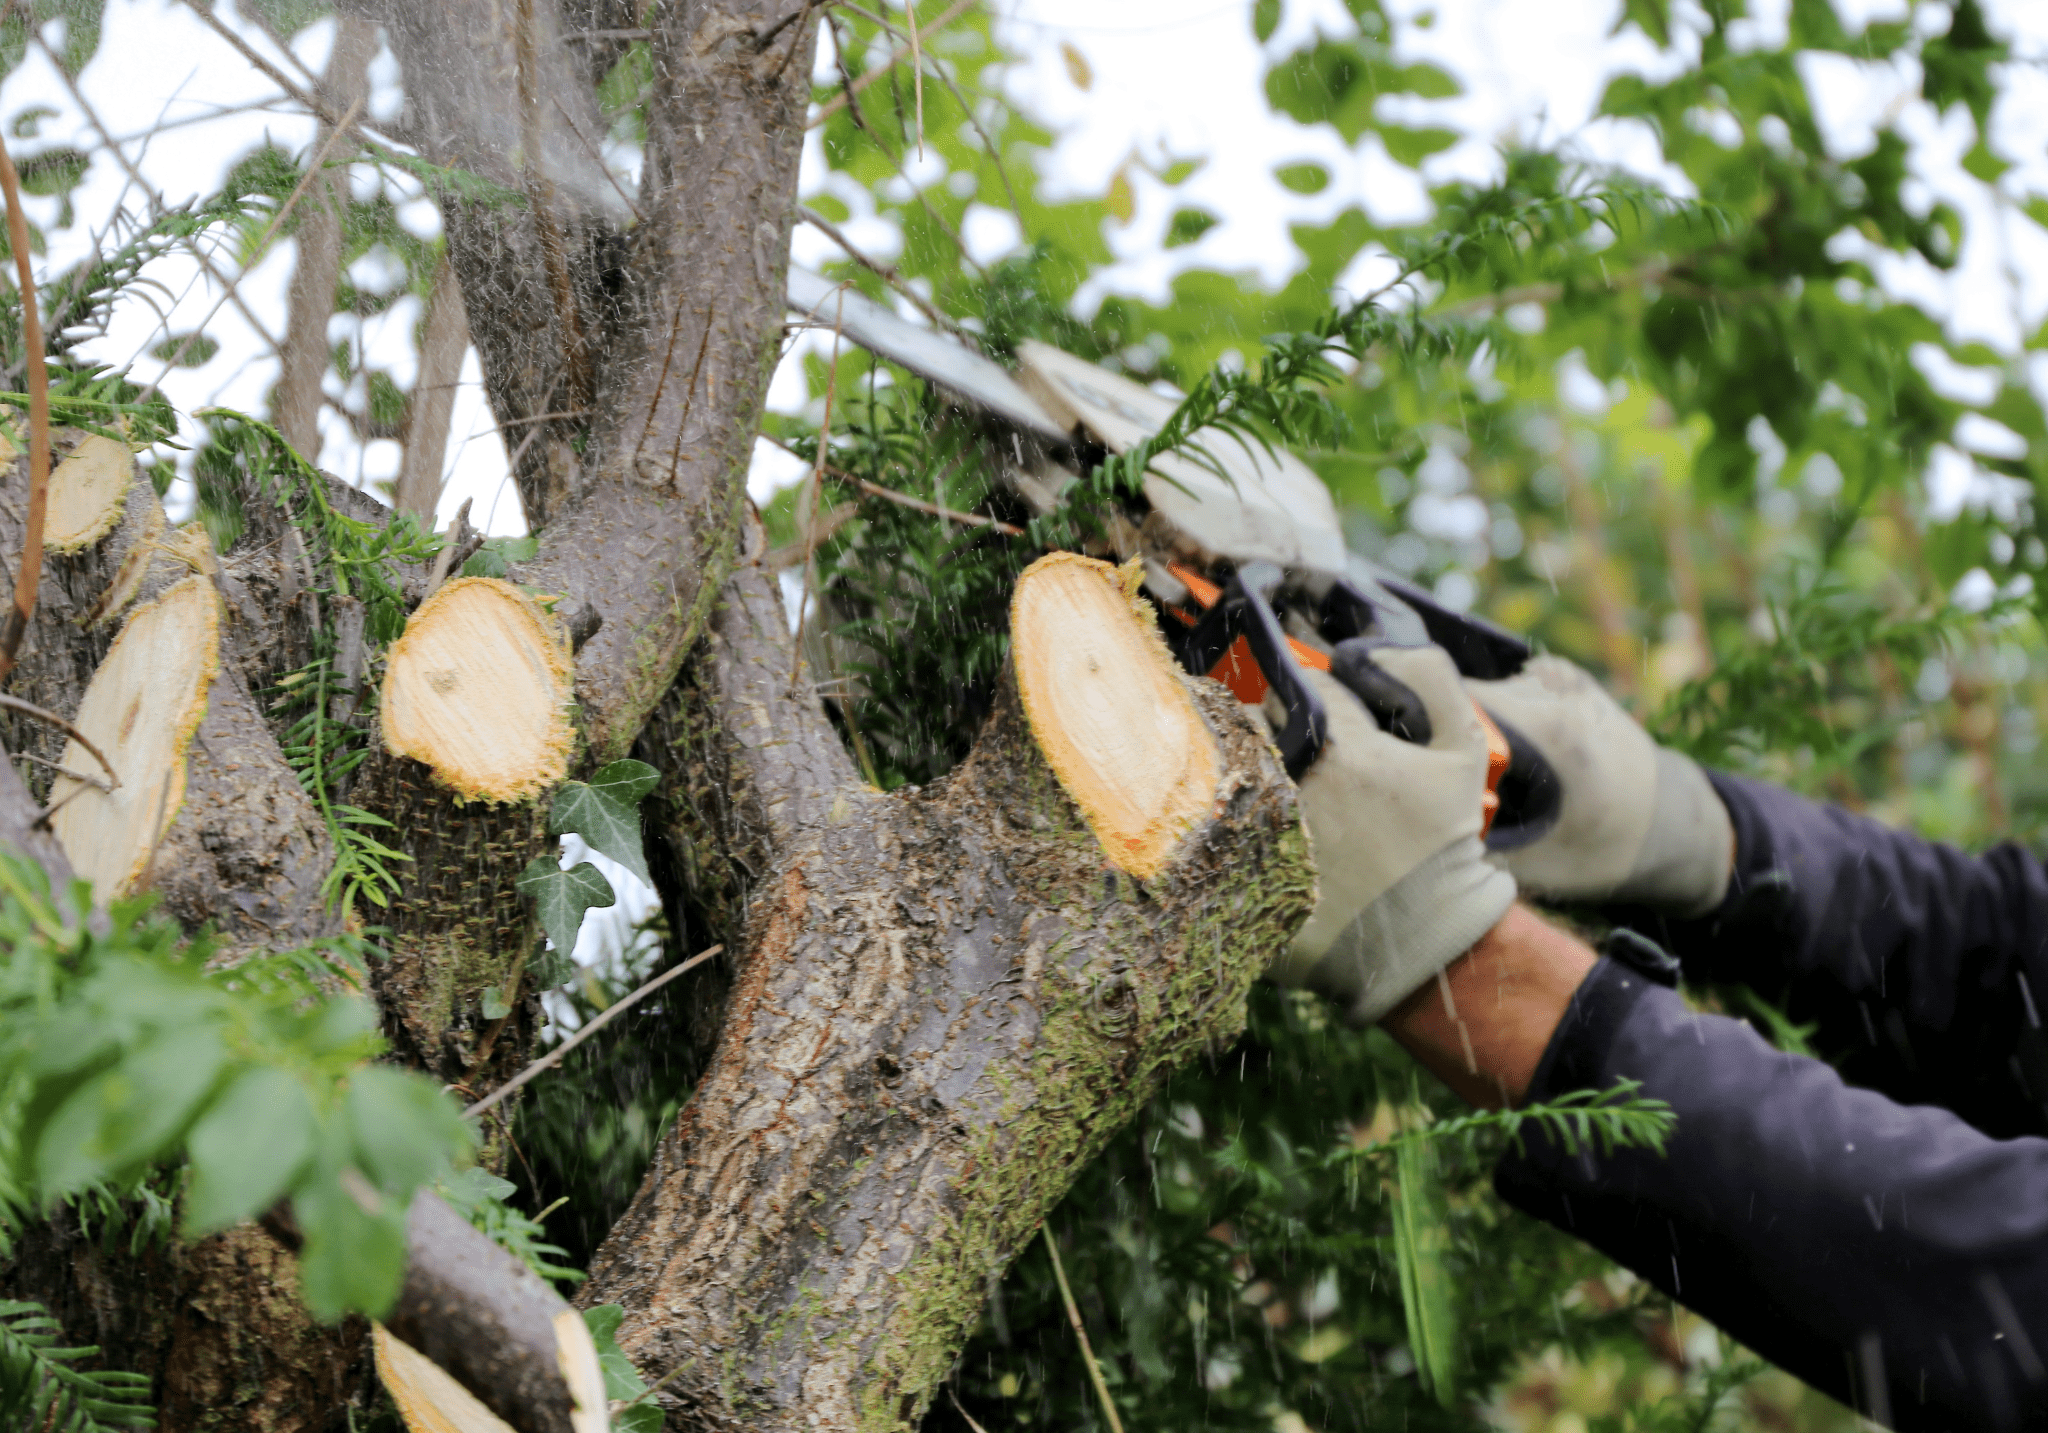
[463,944,724,1119]
[808,0,977,128]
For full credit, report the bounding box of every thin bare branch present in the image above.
[464,944,723,1119]
[761,430,1022,538]
[39,37,284,351]
[798,205,959,333]
[551,94,644,223]
[0,694,119,789]
[140,96,366,402]
[1044,1225,1126,1433]
[808,0,977,128]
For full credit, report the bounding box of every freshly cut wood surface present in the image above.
[50,574,219,899]
[382,576,574,803]
[553,1308,610,1433]
[374,1325,518,1433]
[46,434,133,554]
[1011,551,1220,879]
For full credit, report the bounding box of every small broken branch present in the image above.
[0,128,51,681]
[464,943,723,1120]
[0,693,118,790]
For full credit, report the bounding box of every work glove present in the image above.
[1466,656,1733,916]
[1265,646,1518,1027]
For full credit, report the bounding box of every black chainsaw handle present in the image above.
[1326,636,1562,853]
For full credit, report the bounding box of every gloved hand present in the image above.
[1265,646,1517,1026]
[1467,656,1732,915]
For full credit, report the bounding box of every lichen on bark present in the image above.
[581,664,1314,1431]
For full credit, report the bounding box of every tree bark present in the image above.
[274,13,379,464]
[582,561,1315,1430]
[394,254,471,522]
[348,0,627,527]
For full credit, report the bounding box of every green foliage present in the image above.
[516,757,662,962]
[517,859,618,963]
[435,1167,581,1290]
[765,4,2032,1431]
[549,760,661,889]
[0,1300,152,1432]
[194,409,441,916]
[583,1305,663,1433]
[1393,1111,1459,1407]
[0,851,471,1322]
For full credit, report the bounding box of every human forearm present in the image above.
[1381,904,1594,1109]
[1608,770,2048,1136]
[1493,950,2048,1433]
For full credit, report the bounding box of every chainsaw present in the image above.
[1010,340,1560,851]
[781,269,1560,849]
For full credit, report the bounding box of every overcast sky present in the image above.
[8,0,2046,968]
[7,0,2048,526]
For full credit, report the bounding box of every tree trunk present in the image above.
[583,557,1314,1429]
[274,13,379,464]
[0,5,1329,1430]
[394,255,471,522]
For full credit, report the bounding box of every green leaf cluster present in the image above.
[0,853,470,1323]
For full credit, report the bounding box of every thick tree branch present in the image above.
[586,562,1316,1430]
[347,0,628,528]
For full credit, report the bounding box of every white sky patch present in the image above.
[1954,411,2029,460]
[1912,341,2004,404]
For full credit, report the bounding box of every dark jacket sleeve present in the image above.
[1496,956,2048,1433]
[1604,772,2048,1137]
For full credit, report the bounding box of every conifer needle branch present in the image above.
[0,130,50,682]
[1043,1224,1125,1433]
[463,944,723,1120]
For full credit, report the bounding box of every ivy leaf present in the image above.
[548,760,659,888]
[516,858,617,957]
[583,1305,662,1433]
[586,758,661,807]
[528,944,578,991]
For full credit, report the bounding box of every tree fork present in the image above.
[582,556,1316,1430]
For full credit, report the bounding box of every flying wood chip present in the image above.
[1010,551,1221,880]
[46,433,135,554]
[382,576,574,804]
[49,574,220,897]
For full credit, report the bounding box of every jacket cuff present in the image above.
[1520,954,1657,1104]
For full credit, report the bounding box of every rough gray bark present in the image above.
[393,254,470,521]
[0,435,334,947]
[475,0,817,759]
[348,0,626,527]
[585,602,1312,1429]
[273,14,379,463]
